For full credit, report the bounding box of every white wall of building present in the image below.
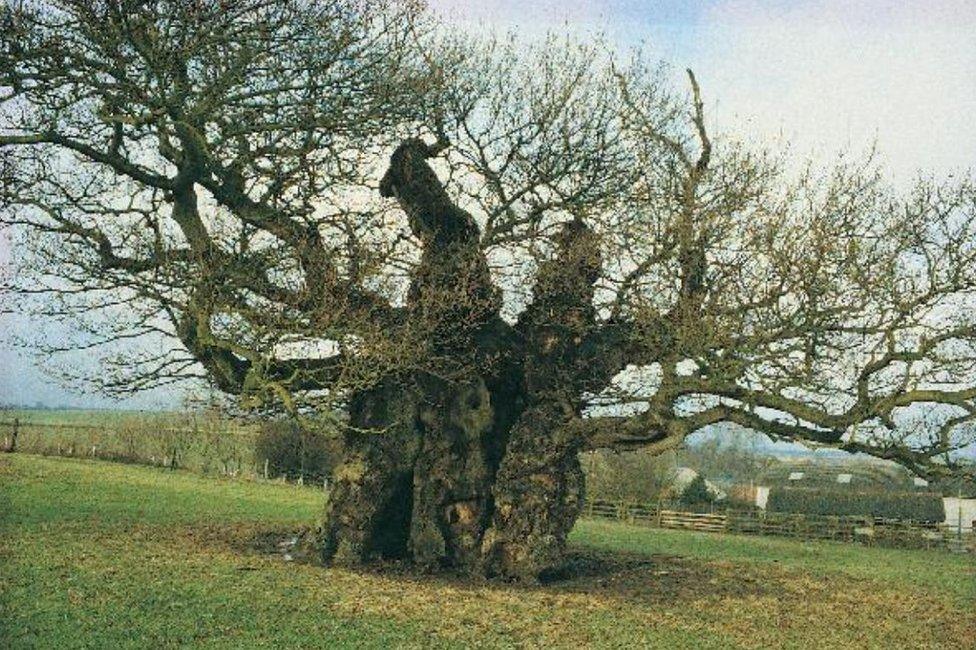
[755,486,770,510]
[943,498,976,533]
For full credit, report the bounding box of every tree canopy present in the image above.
[2,0,975,579]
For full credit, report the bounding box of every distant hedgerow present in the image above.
[767,487,945,522]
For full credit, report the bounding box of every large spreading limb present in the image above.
[576,64,976,478]
[1,0,433,409]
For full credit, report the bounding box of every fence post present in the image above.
[264,459,269,480]
[9,418,18,453]
[958,490,964,541]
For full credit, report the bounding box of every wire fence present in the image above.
[1,416,257,476]
[0,417,337,491]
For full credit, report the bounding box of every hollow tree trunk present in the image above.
[476,220,603,581]
[320,139,607,582]
[319,378,421,564]
[321,389,583,582]
[406,375,493,570]
[320,373,507,572]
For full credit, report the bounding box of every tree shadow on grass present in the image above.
[204,523,779,606]
[540,548,777,603]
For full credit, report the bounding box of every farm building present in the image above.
[735,458,974,528]
[943,497,976,534]
[757,458,919,490]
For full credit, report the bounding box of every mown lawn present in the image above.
[1,454,973,649]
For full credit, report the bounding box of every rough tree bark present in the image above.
[318,377,421,564]
[319,140,603,581]
[481,221,603,580]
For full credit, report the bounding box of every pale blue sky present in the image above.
[3,0,976,408]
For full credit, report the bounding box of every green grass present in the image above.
[2,454,974,649]
[573,520,975,603]
[3,408,173,426]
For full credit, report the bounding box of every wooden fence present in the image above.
[4,418,973,553]
[583,498,976,553]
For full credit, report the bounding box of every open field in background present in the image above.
[1,409,184,427]
[2,454,974,649]
[0,409,262,478]
[4,410,973,554]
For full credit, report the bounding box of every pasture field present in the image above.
[2,408,177,427]
[1,454,974,649]
[0,409,260,477]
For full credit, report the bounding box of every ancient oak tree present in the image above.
[3,1,975,581]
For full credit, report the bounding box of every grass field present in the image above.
[0,409,260,478]
[1,454,973,649]
[2,408,177,426]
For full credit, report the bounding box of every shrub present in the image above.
[767,487,945,522]
[680,475,715,509]
[581,449,676,503]
[254,420,341,482]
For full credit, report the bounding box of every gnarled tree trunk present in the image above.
[319,377,421,564]
[480,400,584,581]
[319,138,609,581]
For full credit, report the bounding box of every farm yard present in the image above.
[2,453,974,649]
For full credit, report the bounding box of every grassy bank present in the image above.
[1,454,973,649]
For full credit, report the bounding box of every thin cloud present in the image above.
[691,0,976,183]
